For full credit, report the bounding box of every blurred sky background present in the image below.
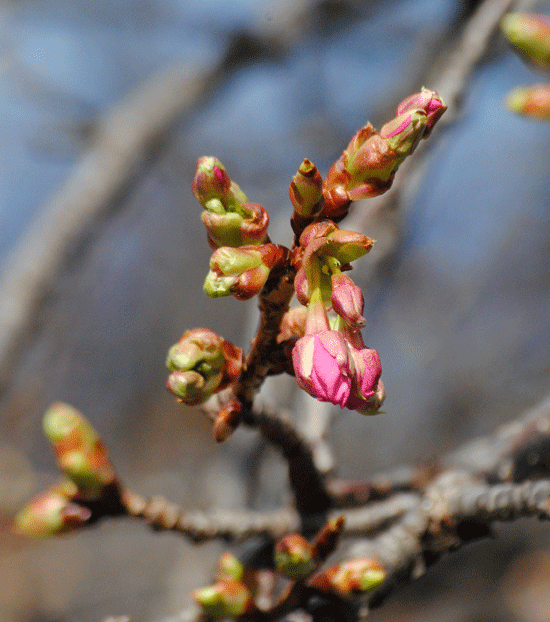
[2,1,550,621]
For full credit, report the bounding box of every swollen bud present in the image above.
[193,581,254,620]
[204,244,289,301]
[193,157,269,249]
[13,481,90,538]
[501,13,550,71]
[396,87,447,137]
[330,273,366,329]
[166,328,242,405]
[506,84,550,119]
[307,558,385,597]
[216,552,245,582]
[289,158,324,236]
[274,534,316,579]
[43,403,115,498]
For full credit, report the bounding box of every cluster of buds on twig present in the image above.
[165,88,446,440]
[193,517,386,619]
[13,403,118,537]
[166,328,243,405]
[501,13,550,119]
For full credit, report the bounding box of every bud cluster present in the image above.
[166,328,242,406]
[167,89,445,436]
[501,12,550,119]
[13,404,117,538]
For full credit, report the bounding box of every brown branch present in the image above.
[248,406,332,522]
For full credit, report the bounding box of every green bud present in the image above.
[216,552,245,582]
[13,481,90,538]
[42,403,115,497]
[289,158,324,218]
[501,13,550,70]
[193,581,253,620]
[274,534,316,579]
[506,84,550,119]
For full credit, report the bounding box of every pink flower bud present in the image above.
[501,13,550,71]
[330,273,366,329]
[216,552,245,582]
[506,84,550,119]
[292,331,355,408]
[396,88,447,137]
[322,89,445,218]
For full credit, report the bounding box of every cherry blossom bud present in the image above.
[501,13,550,71]
[13,481,90,538]
[193,156,269,249]
[396,88,447,136]
[43,403,115,498]
[330,274,366,329]
[216,552,245,582]
[192,156,246,212]
[274,534,316,579]
[322,89,445,219]
[193,580,254,620]
[289,158,324,235]
[506,84,550,119]
[307,558,385,597]
[205,243,289,300]
[379,109,428,160]
[166,329,242,405]
[292,331,355,408]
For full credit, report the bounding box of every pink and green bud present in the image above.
[274,534,316,579]
[166,328,242,405]
[165,370,210,405]
[192,156,247,213]
[216,552,245,582]
[322,89,445,219]
[396,88,447,137]
[501,13,550,71]
[13,481,90,538]
[193,580,254,620]
[204,246,269,300]
[193,157,269,249]
[330,273,366,329]
[42,403,115,497]
[308,558,385,597]
[202,202,269,249]
[379,109,428,160]
[289,158,324,228]
[506,84,550,119]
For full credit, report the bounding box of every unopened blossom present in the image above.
[193,580,254,620]
[292,330,356,409]
[506,84,550,119]
[330,273,366,328]
[166,328,242,405]
[274,534,316,579]
[308,558,386,597]
[501,13,550,71]
[204,244,289,301]
[322,88,446,219]
[42,403,115,499]
[192,156,269,248]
